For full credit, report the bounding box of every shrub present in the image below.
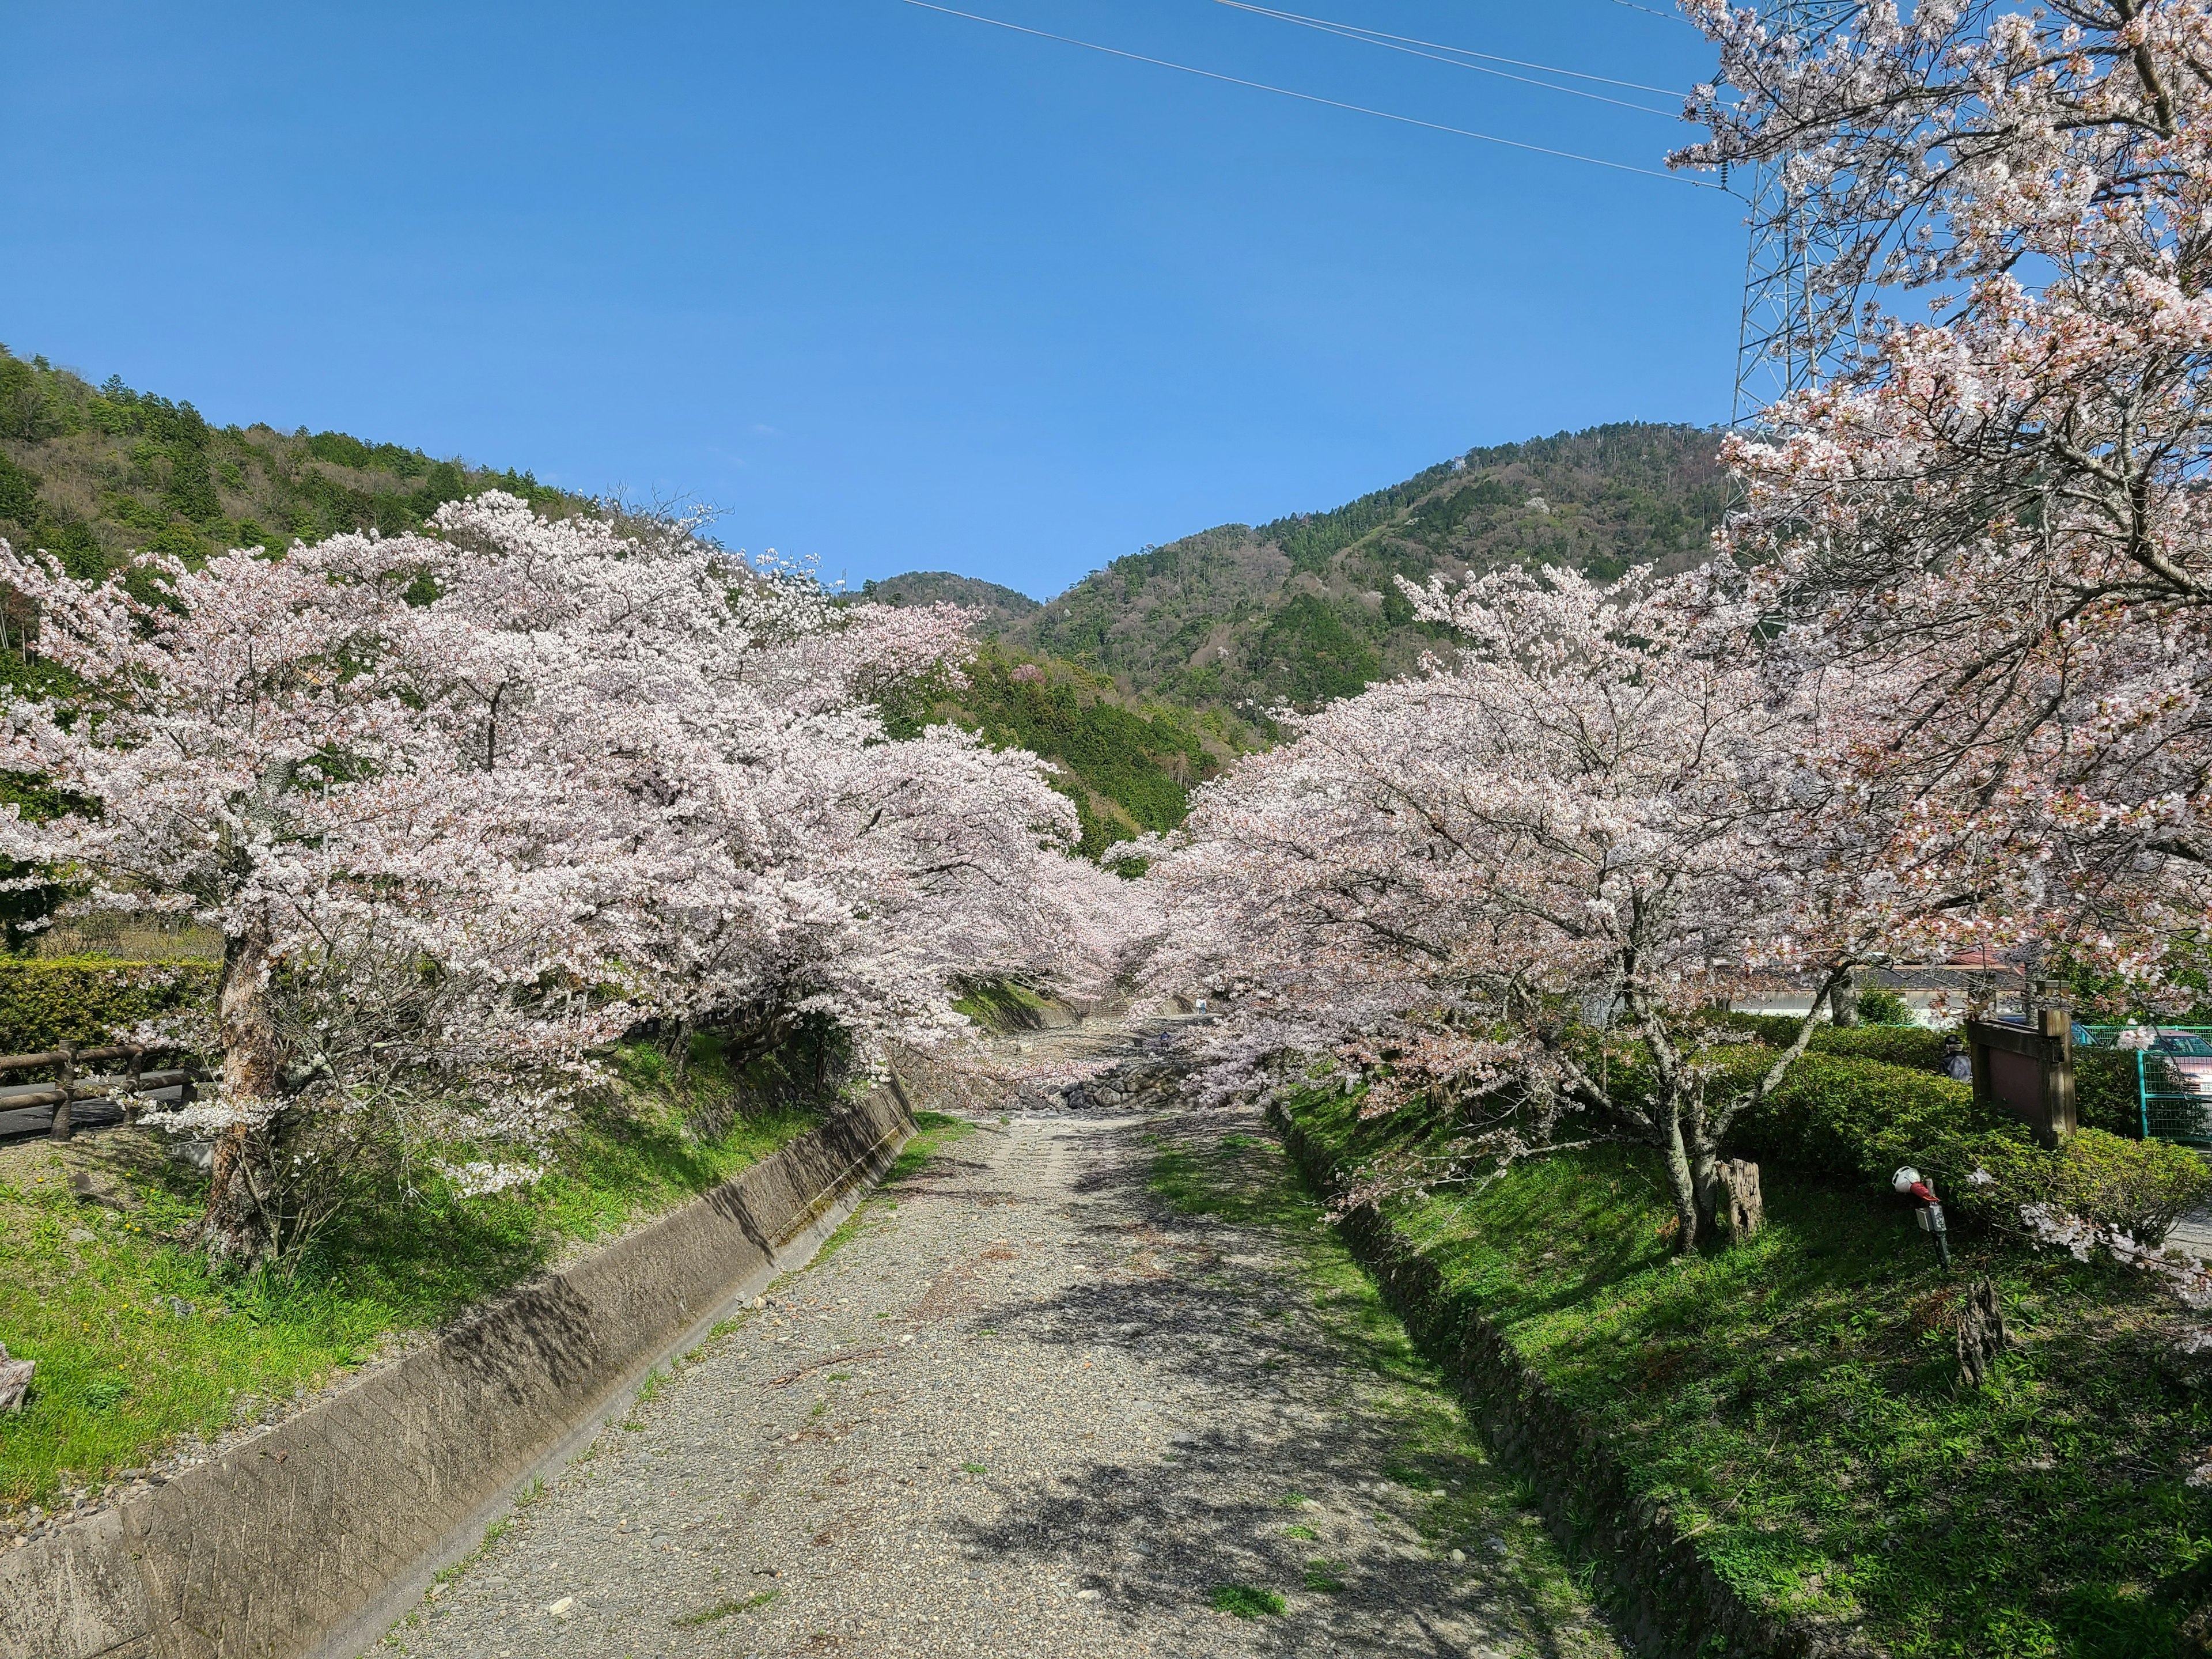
[1855,984,1915,1025]
[1730,1052,1993,1185]
[1814,1024,1949,1071]
[1718,1010,1949,1071]
[2074,1048,2147,1138]
[0,957,214,1055]
[1726,1052,2212,1244]
[1971,1128,2212,1246]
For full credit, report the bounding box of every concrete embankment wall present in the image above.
[1,1084,915,1659]
[1270,1100,1883,1659]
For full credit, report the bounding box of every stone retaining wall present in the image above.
[1,1084,915,1659]
[1270,1100,1881,1659]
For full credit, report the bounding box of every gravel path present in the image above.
[382,1101,1620,1659]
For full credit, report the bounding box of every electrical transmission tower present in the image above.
[1732,0,1861,428]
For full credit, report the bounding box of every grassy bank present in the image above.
[0,1038,829,1513]
[1147,1116,1623,1655]
[1284,1088,2212,1658]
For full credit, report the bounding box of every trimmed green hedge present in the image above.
[0,957,214,1054]
[1728,1051,2211,1243]
[1724,1010,2159,1138]
[2075,1047,2154,1138]
[1721,1010,1949,1072]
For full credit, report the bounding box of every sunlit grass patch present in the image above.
[1210,1583,1285,1618]
[1286,1085,2212,1659]
[0,1040,821,1512]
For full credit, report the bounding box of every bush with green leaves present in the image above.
[1726,1052,2212,1244]
[1972,1128,2212,1247]
[1722,1010,1948,1072]
[1854,984,1914,1025]
[0,958,214,1055]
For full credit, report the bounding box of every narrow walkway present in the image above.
[385,1108,1618,1658]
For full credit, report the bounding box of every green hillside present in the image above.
[1006,422,1726,715]
[0,345,585,581]
[880,646,1246,857]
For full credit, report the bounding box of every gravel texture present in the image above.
[381,1098,1620,1658]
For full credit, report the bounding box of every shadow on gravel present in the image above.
[931,1116,1613,1659]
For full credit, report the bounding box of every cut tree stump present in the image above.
[1956,1278,2010,1387]
[1717,1158,1763,1239]
[0,1341,32,1412]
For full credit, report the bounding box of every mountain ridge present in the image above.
[866,422,1728,717]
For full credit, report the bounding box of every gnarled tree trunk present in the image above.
[1828,968,1860,1027]
[203,908,283,1268]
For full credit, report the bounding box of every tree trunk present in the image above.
[1828,967,1860,1027]
[1689,1135,1724,1243]
[1661,1113,1703,1255]
[204,910,283,1269]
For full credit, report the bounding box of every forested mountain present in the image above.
[880,646,1243,858]
[0,346,584,581]
[993,422,1727,715]
[859,570,1039,632]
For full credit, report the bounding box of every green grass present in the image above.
[1149,1114,1618,1654]
[1286,1087,2212,1659]
[0,1037,824,1511]
[1302,1559,1347,1594]
[948,977,1057,1032]
[671,1589,778,1626]
[1210,1583,1286,1618]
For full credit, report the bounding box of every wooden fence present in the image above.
[0,1044,202,1143]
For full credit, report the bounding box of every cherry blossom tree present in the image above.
[0,494,1131,1264]
[1681,0,2212,994]
[1147,564,1965,1252]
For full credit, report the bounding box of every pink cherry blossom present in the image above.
[0,494,1141,1262]
[1145,563,1956,1252]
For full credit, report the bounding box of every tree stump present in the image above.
[0,1342,32,1413]
[1718,1158,1764,1239]
[1957,1277,2010,1387]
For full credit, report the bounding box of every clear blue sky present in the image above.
[0,1,1742,599]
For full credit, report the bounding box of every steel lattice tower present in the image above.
[1732,0,1861,427]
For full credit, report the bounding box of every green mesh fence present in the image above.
[2077,1025,2212,1145]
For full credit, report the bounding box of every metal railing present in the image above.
[0,1043,202,1142]
[2075,1024,2212,1146]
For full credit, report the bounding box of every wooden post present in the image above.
[124,1046,144,1126]
[1966,1013,2076,1146]
[48,1043,75,1143]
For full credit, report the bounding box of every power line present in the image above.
[1209,2,1676,118]
[1605,0,1697,23]
[895,0,1720,188]
[1211,1,1689,103]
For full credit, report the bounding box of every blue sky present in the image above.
[1,1,1741,599]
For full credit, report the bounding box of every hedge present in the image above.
[0,957,215,1055]
[1720,1010,1949,1071]
[1726,1051,2212,1243]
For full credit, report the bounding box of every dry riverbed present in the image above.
[380,1101,1620,1658]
